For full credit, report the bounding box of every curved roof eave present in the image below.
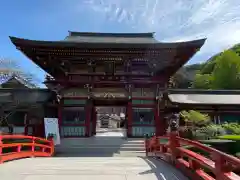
[9,36,206,49]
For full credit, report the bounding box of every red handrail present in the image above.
[0,134,54,163]
[145,133,240,180]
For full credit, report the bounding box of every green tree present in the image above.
[211,50,240,89]
[179,110,210,139]
[192,73,212,89]
[180,110,210,127]
[200,58,217,74]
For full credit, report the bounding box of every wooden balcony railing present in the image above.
[145,133,240,180]
[0,134,54,163]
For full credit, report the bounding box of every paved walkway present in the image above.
[1,157,189,180]
[95,128,126,137]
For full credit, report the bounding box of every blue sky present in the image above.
[1,0,240,85]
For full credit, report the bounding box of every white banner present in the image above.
[44,118,61,145]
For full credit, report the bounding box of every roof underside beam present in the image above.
[10,37,205,78]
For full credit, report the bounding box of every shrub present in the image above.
[180,110,210,127]
[198,124,226,139]
[179,126,194,139]
[222,123,240,135]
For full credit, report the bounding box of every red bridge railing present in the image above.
[0,134,54,163]
[145,133,240,180]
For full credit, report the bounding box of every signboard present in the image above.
[44,118,60,145]
[61,88,88,97]
[92,88,127,98]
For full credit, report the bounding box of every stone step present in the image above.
[57,143,145,148]
[58,140,145,146]
[55,150,146,157]
[56,137,146,157]
[113,152,145,157]
[56,145,145,154]
[59,139,144,142]
[56,148,145,151]
[55,152,145,157]
[58,142,144,146]
[57,142,144,147]
[56,147,145,152]
[57,148,144,153]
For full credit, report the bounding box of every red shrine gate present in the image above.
[58,87,161,138]
[10,31,205,138]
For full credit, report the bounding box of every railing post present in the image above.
[0,135,2,164]
[169,132,180,163]
[154,135,159,154]
[48,137,55,156]
[213,153,231,180]
[144,134,149,156]
[189,159,200,171]
[17,144,21,153]
[31,136,35,157]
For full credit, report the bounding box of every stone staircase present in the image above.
[55,137,145,157]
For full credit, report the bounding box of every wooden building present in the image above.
[9,31,206,137]
[0,75,57,136]
[166,89,240,124]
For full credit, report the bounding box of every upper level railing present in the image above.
[0,134,54,163]
[145,133,240,180]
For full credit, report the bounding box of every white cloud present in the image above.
[82,0,240,63]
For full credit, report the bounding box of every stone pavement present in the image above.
[0,156,189,180]
[0,129,189,180]
[95,128,126,137]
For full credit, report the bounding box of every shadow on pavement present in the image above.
[139,157,189,180]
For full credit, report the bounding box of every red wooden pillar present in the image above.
[58,99,63,134]
[85,100,92,137]
[92,107,97,135]
[155,98,166,136]
[159,113,166,135]
[37,117,45,138]
[24,113,29,135]
[127,100,132,137]
[154,100,160,136]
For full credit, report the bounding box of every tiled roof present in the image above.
[9,32,206,78]
[168,89,240,105]
[0,74,36,88]
[0,73,12,84]
[64,32,159,44]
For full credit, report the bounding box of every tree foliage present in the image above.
[198,124,226,139]
[174,43,240,89]
[180,110,210,126]
[221,122,240,135]
[191,50,240,89]
[211,50,240,89]
[191,73,212,89]
[0,58,40,88]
